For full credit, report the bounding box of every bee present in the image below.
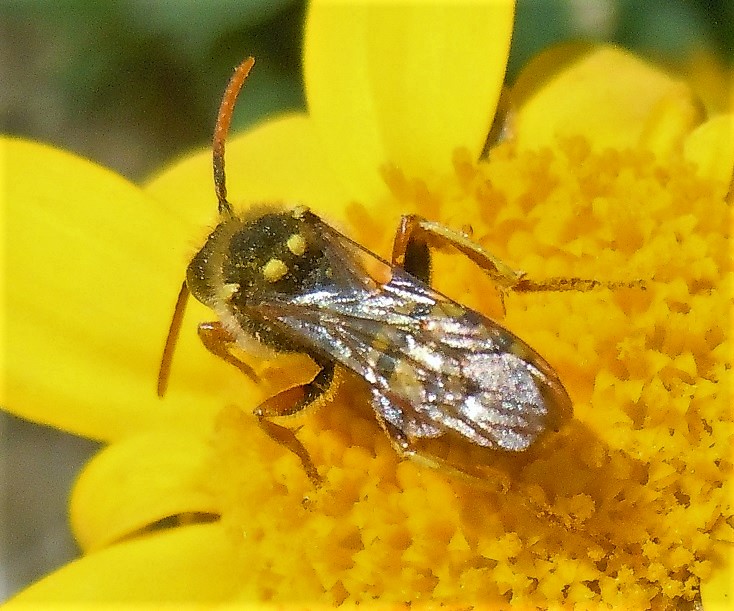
[158,57,616,485]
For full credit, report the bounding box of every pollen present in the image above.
[262,258,288,282]
[217,282,239,301]
[286,233,307,256]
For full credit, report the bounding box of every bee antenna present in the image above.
[212,56,255,217]
[157,281,190,397]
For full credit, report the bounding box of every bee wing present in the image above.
[363,285,573,453]
[254,259,572,453]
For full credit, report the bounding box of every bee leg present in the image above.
[392,215,523,289]
[392,214,643,293]
[198,321,333,486]
[375,413,610,546]
[253,361,337,487]
[158,281,190,397]
[256,418,323,486]
[371,410,515,493]
[197,321,259,382]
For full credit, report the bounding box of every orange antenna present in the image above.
[213,56,255,216]
[158,57,254,397]
[157,281,190,397]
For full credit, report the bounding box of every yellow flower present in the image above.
[2,0,733,607]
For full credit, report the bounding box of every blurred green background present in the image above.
[1,0,731,601]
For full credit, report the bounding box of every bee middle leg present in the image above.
[197,321,332,486]
[392,215,642,296]
[253,361,336,486]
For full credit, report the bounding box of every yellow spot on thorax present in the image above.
[263,258,288,282]
[287,233,307,256]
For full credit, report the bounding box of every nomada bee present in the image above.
[158,57,627,485]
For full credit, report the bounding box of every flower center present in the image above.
[204,138,730,606]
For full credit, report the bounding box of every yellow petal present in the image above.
[70,430,219,552]
[146,112,352,217]
[304,0,515,189]
[684,113,734,198]
[0,137,236,440]
[512,45,703,154]
[5,523,239,604]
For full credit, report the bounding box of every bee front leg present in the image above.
[197,321,259,382]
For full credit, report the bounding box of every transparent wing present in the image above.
[251,213,572,453]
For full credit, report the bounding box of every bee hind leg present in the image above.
[392,214,643,295]
[391,214,522,290]
[373,410,513,493]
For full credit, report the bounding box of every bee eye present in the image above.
[185,235,221,308]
